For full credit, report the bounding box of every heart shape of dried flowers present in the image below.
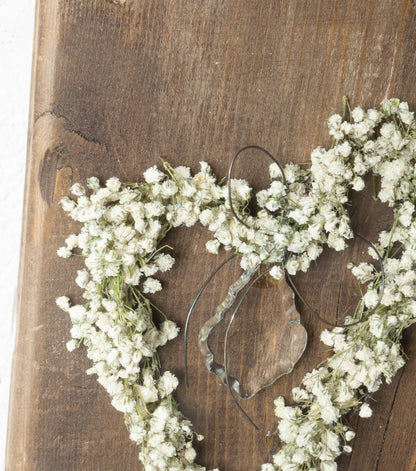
[57,98,416,471]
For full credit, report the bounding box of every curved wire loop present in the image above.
[184,254,236,387]
[222,265,276,432]
[227,145,287,233]
[185,145,386,433]
[286,232,385,328]
[198,266,258,394]
[185,255,267,431]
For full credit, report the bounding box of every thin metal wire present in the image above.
[227,145,287,233]
[286,232,385,328]
[184,254,236,387]
[223,266,274,433]
[185,145,386,435]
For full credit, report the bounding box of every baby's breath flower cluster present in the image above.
[58,98,416,471]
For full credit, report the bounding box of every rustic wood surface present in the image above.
[6,0,416,470]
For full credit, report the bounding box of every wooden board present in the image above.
[6,0,416,470]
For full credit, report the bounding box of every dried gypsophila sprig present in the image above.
[57,98,416,471]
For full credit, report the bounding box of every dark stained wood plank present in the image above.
[6,0,416,470]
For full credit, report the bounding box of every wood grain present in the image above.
[6,0,416,470]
